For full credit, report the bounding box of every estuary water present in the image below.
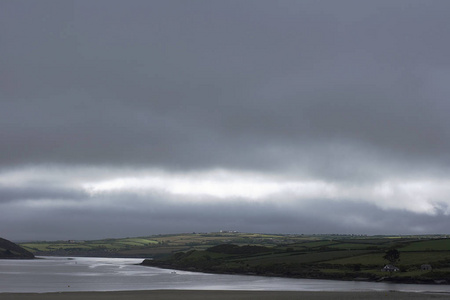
[1,256,450,293]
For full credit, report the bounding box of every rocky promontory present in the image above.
[0,237,35,259]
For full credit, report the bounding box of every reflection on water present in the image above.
[0,256,450,293]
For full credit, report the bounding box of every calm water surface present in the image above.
[1,256,450,293]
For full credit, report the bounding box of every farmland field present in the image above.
[20,233,450,283]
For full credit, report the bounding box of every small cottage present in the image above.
[421,264,432,271]
[381,264,399,272]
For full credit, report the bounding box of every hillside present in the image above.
[0,237,35,259]
[20,232,322,258]
[20,232,450,261]
[142,237,450,284]
[17,232,450,284]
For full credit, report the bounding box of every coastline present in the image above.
[1,290,450,300]
[140,261,449,285]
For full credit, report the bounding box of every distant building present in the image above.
[381,264,400,272]
[421,264,432,271]
[67,240,84,243]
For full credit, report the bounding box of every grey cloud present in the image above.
[2,192,448,241]
[2,1,450,170]
[0,185,86,204]
[2,1,450,239]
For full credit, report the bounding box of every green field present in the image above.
[20,232,318,258]
[399,239,450,251]
[20,233,450,283]
[20,237,160,256]
[135,233,450,283]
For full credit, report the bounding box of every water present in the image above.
[1,256,450,293]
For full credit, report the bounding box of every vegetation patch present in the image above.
[19,232,450,283]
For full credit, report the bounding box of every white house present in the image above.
[381,264,399,272]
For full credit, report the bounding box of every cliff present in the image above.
[0,237,35,259]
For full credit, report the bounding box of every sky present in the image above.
[2,0,450,241]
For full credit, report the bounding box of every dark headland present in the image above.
[0,237,34,259]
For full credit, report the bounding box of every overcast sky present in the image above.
[2,0,450,241]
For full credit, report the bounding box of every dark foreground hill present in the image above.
[0,237,34,259]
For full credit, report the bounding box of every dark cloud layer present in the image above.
[1,1,450,240]
[3,193,448,241]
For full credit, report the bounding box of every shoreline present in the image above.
[1,290,450,300]
[141,261,449,286]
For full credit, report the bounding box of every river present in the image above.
[1,256,450,293]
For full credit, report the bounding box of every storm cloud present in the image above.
[2,0,450,240]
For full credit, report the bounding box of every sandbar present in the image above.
[1,290,449,300]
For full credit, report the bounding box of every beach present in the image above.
[1,290,449,300]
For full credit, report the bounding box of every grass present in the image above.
[240,250,372,266]
[325,253,388,265]
[295,241,338,248]
[328,243,380,250]
[133,234,450,283]
[20,233,450,282]
[400,239,450,251]
[20,233,340,258]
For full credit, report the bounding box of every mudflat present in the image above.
[1,290,449,300]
